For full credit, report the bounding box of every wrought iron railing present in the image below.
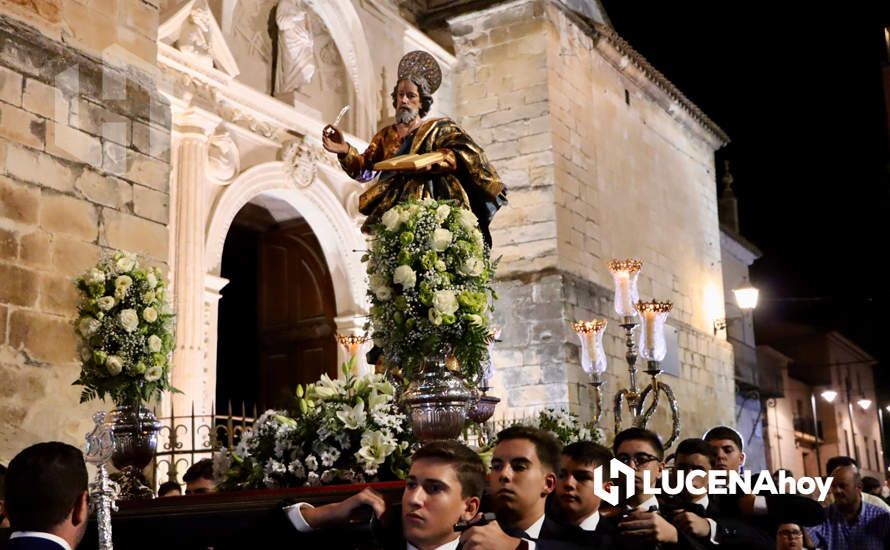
[152,401,258,488]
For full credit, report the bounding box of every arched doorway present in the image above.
[216,196,337,413]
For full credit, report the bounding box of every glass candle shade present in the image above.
[635,300,673,361]
[336,333,369,360]
[608,259,642,318]
[572,320,607,375]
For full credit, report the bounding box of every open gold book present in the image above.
[373,151,447,171]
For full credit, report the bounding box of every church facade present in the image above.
[0,0,736,465]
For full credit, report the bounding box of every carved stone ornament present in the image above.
[207,129,240,183]
[177,6,214,64]
[280,136,318,188]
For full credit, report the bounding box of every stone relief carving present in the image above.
[207,129,240,183]
[177,6,214,63]
[275,0,316,94]
[280,136,318,188]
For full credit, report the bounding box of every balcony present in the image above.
[793,414,823,445]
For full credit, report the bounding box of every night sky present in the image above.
[600,1,890,400]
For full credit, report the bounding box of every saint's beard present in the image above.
[397,106,419,125]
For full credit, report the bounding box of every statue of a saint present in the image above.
[322,51,507,245]
[275,0,315,94]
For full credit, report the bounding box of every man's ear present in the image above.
[740,452,747,467]
[543,471,557,495]
[72,491,89,526]
[462,496,481,521]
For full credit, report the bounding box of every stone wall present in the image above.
[451,0,735,443]
[0,3,169,463]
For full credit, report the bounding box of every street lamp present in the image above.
[713,286,759,334]
[821,390,838,403]
[858,398,873,410]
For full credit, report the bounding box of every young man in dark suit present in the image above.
[285,439,485,550]
[548,440,618,547]
[3,442,89,550]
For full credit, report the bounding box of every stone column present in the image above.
[169,110,221,417]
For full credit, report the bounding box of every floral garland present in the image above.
[364,198,497,383]
[73,252,175,407]
[222,360,414,489]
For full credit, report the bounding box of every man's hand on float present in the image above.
[673,509,711,538]
[619,510,679,543]
[301,487,386,529]
[322,125,349,154]
[460,521,526,550]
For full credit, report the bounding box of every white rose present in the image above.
[148,334,163,353]
[115,275,132,289]
[142,307,158,323]
[97,296,115,311]
[87,268,105,284]
[435,204,451,222]
[392,265,417,288]
[455,208,477,231]
[430,228,453,252]
[432,291,459,316]
[78,316,100,337]
[381,208,402,231]
[144,365,163,382]
[119,309,139,332]
[369,274,387,292]
[428,308,443,326]
[460,257,485,277]
[146,272,158,289]
[374,285,392,301]
[435,260,447,272]
[106,355,123,376]
[114,275,133,299]
[116,255,136,273]
[142,291,156,304]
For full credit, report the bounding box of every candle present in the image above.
[617,272,631,316]
[643,309,657,356]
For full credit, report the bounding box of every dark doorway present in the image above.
[216,201,337,414]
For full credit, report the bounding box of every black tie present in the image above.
[504,526,533,540]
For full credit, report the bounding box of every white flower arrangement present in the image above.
[73,251,176,406]
[536,408,606,446]
[222,359,414,489]
[364,198,497,382]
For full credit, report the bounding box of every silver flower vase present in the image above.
[106,405,160,500]
[403,354,473,441]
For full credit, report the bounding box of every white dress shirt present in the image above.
[9,531,71,550]
[578,510,600,531]
[407,539,460,550]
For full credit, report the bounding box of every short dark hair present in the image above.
[412,440,486,499]
[157,480,182,496]
[5,442,87,532]
[496,425,562,473]
[703,426,744,453]
[826,456,857,476]
[613,428,664,460]
[862,476,882,494]
[562,441,613,469]
[183,458,216,483]
[391,77,435,118]
[675,438,716,467]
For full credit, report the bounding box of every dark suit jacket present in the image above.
[3,535,67,550]
[666,496,773,549]
[536,512,618,549]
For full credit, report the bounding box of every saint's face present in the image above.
[395,79,421,123]
[402,458,478,549]
[556,455,603,524]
